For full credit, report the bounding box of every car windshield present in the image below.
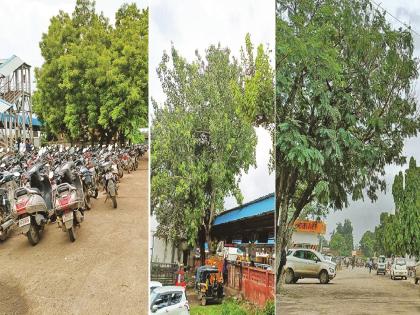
[150,291,157,303]
[378,257,386,263]
[396,258,406,265]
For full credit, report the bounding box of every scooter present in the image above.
[13,164,54,245]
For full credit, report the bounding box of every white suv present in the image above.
[284,248,336,284]
[150,286,190,314]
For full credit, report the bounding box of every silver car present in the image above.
[284,248,336,284]
[150,286,190,314]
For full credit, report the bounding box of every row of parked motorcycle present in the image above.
[0,144,147,244]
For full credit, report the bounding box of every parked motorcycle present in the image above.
[100,162,118,209]
[0,171,20,241]
[53,162,85,242]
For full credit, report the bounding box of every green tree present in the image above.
[276,0,419,289]
[33,0,148,144]
[336,219,354,253]
[151,38,272,264]
[360,230,375,257]
[391,157,420,256]
[329,232,348,257]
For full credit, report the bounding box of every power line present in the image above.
[371,0,420,37]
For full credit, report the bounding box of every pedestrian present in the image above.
[25,138,32,152]
[368,260,372,274]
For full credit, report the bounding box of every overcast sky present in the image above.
[150,0,275,211]
[326,0,420,245]
[0,0,147,76]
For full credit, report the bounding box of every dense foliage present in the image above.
[329,219,354,256]
[151,37,273,263]
[276,0,419,288]
[359,230,375,258]
[365,157,420,257]
[33,0,148,144]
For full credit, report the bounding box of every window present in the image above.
[305,251,318,261]
[170,292,183,305]
[293,250,305,259]
[153,293,171,309]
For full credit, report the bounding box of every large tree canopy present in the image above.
[276,0,419,288]
[33,0,148,144]
[151,37,273,264]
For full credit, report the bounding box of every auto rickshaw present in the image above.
[195,265,224,306]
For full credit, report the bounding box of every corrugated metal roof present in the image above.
[213,193,275,226]
[0,99,12,113]
[0,55,28,77]
[0,112,42,126]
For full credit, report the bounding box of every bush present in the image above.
[262,299,275,315]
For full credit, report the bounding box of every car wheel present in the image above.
[319,270,329,284]
[284,269,295,284]
[293,277,299,284]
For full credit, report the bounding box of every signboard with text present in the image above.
[293,220,326,234]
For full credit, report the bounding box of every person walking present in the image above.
[25,138,32,152]
[368,259,373,274]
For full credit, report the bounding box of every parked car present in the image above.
[284,248,336,284]
[150,286,189,314]
[150,281,163,293]
[390,258,408,280]
[414,261,420,285]
[377,255,386,275]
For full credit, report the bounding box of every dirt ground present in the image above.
[0,157,148,315]
[277,267,420,315]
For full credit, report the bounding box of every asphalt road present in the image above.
[277,267,420,315]
[0,156,148,315]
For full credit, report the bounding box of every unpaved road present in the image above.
[0,157,148,315]
[277,267,420,315]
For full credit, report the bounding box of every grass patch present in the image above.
[190,298,274,315]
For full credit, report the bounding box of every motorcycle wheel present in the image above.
[93,188,99,199]
[84,190,92,210]
[118,169,123,178]
[27,223,40,246]
[111,196,117,209]
[68,226,76,242]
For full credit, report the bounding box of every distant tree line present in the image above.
[360,157,420,258]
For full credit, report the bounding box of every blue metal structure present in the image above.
[213,193,274,226]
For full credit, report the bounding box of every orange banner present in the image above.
[293,220,326,234]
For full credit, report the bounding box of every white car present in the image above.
[150,286,189,314]
[150,281,163,293]
[390,258,408,280]
[284,248,336,284]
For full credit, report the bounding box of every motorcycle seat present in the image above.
[27,188,42,195]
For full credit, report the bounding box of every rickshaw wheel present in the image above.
[201,297,207,306]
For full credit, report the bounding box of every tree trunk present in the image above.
[199,225,206,266]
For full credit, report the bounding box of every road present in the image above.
[277,267,420,315]
[0,156,148,315]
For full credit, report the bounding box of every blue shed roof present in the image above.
[0,113,42,126]
[213,193,274,226]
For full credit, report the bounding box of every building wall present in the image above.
[291,231,320,247]
[150,234,182,264]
